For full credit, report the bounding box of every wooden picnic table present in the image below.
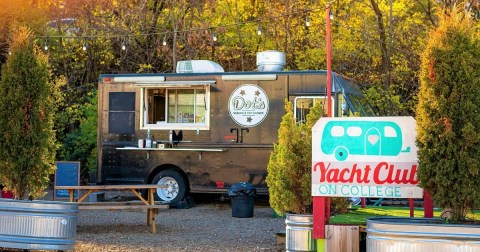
[55,184,169,233]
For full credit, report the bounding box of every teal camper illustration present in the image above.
[321,121,411,161]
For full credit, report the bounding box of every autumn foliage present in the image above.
[416,8,480,222]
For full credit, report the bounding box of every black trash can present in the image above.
[228,182,256,218]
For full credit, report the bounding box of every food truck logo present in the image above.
[228,84,269,127]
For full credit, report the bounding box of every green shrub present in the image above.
[0,26,58,199]
[416,8,480,222]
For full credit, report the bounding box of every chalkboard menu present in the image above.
[108,92,135,134]
[55,161,80,198]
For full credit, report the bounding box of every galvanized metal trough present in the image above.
[0,198,78,251]
[367,217,480,252]
[285,213,316,252]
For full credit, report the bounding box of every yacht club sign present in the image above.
[228,84,269,127]
[311,117,423,198]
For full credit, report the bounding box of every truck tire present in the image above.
[152,170,187,203]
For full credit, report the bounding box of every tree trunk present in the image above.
[370,0,391,89]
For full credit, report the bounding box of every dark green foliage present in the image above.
[0,27,58,199]
[363,85,411,116]
[416,9,480,222]
[58,90,98,181]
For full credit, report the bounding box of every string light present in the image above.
[329,10,334,20]
[36,7,325,52]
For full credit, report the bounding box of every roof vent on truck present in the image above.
[176,60,225,73]
[256,50,286,72]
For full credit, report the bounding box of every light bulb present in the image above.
[44,42,49,51]
[329,11,334,20]
[213,33,217,42]
[121,42,126,51]
[82,42,87,51]
[257,26,262,36]
[306,16,310,27]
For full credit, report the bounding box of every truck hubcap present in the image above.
[156,177,179,201]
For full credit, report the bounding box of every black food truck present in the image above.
[97,53,372,203]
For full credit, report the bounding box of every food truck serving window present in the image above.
[140,85,210,130]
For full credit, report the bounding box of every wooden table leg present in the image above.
[68,189,74,202]
[147,189,151,227]
[148,188,156,233]
[151,210,156,234]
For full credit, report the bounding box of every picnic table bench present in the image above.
[54,184,169,233]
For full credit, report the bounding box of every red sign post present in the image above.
[312,4,333,250]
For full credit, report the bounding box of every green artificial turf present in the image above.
[329,206,480,225]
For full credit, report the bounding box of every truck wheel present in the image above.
[152,170,187,203]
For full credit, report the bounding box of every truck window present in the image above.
[143,87,209,130]
[294,96,332,123]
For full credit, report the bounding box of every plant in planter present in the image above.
[266,100,349,215]
[365,8,480,252]
[416,7,480,223]
[0,26,59,199]
[0,26,77,251]
[267,100,349,251]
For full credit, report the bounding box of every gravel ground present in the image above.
[0,191,285,252]
[74,200,284,252]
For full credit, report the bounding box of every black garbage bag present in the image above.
[228,182,256,218]
[227,182,256,197]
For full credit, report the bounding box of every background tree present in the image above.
[416,7,480,222]
[58,90,98,180]
[0,26,59,199]
[0,0,47,66]
[1,0,477,184]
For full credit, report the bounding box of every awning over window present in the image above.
[113,76,166,83]
[134,80,216,87]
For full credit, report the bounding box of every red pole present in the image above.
[424,190,434,218]
[325,1,332,225]
[326,3,332,118]
[409,198,414,217]
[313,196,325,239]
[313,4,333,241]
